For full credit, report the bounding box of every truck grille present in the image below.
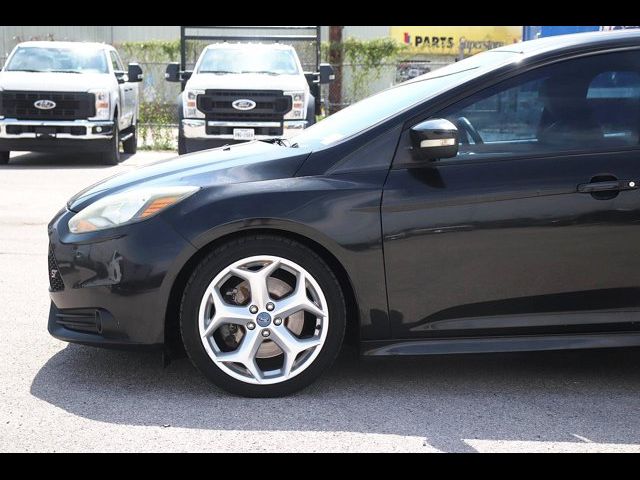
[0,91,95,120]
[198,90,291,122]
[48,245,65,292]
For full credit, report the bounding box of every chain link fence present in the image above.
[320,60,452,115]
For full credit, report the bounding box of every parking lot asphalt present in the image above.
[1,150,640,452]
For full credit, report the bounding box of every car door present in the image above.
[382,48,640,339]
[109,50,134,129]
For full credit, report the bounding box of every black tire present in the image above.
[122,124,137,154]
[0,151,9,165]
[101,123,121,165]
[178,131,188,155]
[180,234,346,397]
[306,96,316,126]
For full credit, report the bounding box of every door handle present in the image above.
[578,180,637,193]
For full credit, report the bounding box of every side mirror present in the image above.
[114,71,127,84]
[410,118,459,161]
[319,63,335,84]
[181,70,193,81]
[165,62,181,82]
[127,63,143,82]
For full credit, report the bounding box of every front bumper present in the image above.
[47,207,197,348]
[0,119,114,152]
[182,119,307,140]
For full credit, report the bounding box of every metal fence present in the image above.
[321,60,452,114]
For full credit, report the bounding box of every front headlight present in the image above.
[184,89,205,119]
[68,186,199,234]
[89,89,111,121]
[283,91,306,120]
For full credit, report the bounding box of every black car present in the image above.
[48,31,640,397]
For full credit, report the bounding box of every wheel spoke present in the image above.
[201,290,254,338]
[230,260,280,307]
[214,328,264,383]
[271,326,322,376]
[273,271,325,320]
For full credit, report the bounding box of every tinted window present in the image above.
[435,50,640,160]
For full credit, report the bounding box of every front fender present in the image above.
[164,172,392,340]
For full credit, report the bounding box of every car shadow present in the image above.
[1,152,134,169]
[30,344,640,452]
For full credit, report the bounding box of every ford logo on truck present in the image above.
[34,100,57,110]
[232,99,256,111]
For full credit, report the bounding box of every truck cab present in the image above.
[0,41,143,165]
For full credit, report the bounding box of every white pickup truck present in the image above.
[166,42,333,154]
[0,41,143,165]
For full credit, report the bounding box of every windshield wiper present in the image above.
[49,70,82,74]
[241,71,279,76]
[199,70,236,74]
[261,138,291,147]
[7,69,44,72]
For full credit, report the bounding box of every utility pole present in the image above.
[328,26,343,115]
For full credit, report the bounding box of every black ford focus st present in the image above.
[48,31,640,397]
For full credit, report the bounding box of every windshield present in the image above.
[198,47,300,75]
[5,46,108,74]
[291,50,519,149]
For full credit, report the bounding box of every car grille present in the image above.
[198,90,291,122]
[48,246,65,292]
[0,91,95,120]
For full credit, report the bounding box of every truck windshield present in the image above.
[5,46,108,74]
[198,47,300,75]
[290,50,519,149]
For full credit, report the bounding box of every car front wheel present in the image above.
[180,235,346,397]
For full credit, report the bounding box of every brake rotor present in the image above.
[219,276,304,358]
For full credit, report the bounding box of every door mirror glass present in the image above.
[127,63,143,83]
[410,118,459,161]
[165,62,181,82]
[319,63,335,84]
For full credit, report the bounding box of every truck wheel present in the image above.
[178,132,188,155]
[306,97,316,127]
[122,125,137,154]
[101,124,121,165]
[0,151,9,165]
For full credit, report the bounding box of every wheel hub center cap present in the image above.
[256,312,272,327]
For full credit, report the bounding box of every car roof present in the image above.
[205,42,295,51]
[14,41,110,50]
[495,29,640,58]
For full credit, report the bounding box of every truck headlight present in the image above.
[184,89,205,119]
[284,91,306,120]
[89,89,111,120]
[68,186,199,234]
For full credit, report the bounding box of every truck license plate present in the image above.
[233,128,255,140]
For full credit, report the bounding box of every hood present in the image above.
[0,71,114,92]
[186,73,308,92]
[67,141,312,212]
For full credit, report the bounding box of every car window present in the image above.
[109,50,124,72]
[434,50,640,161]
